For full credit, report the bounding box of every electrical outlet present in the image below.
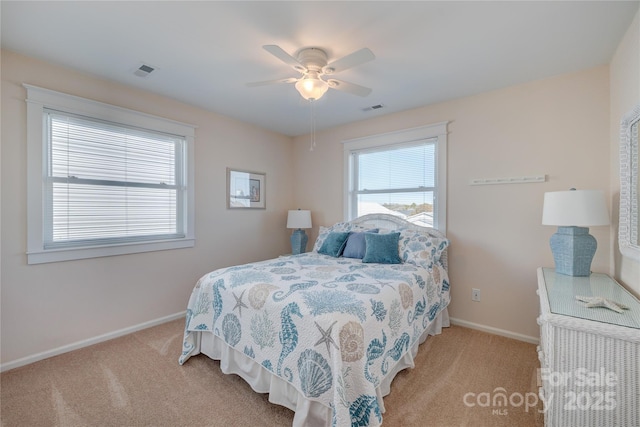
[472,288,481,302]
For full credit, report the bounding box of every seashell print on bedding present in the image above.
[248,283,277,309]
[339,321,365,362]
[180,249,450,427]
[298,349,333,398]
[398,282,413,309]
[432,263,441,285]
[221,313,242,347]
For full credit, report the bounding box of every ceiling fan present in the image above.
[247,45,375,101]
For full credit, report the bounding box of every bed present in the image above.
[179,213,451,427]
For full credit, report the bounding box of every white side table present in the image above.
[537,267,640,427]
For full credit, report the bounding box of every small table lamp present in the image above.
[542,189,609,276]
[287,209,312,254]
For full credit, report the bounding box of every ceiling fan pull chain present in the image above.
[310,100,317,151]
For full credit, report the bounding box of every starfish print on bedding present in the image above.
[314,321,339,355]
[232,290,248,316]
[575,295,630,314]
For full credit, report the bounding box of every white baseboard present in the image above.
[0,311,186,373]
[2,313,537,372]
[449,317,539,344]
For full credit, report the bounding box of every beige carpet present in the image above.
[1,320,543,427]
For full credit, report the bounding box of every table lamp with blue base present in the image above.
[287,209,312,255]
[542,189,609,277]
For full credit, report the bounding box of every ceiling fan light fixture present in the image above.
[251,45,374,100]
[295,77,329,101]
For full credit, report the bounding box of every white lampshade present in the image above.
[287,210,312,229]
[295,76,328,101]
[542,189,609,227]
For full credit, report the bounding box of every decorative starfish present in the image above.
[232,290,248,316]
[575,295,630,314]
[314,321,339,355]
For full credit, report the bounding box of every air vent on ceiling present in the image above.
[133,64,155,78]
[362,104,385,112]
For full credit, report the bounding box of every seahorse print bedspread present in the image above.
[180,252,450,427]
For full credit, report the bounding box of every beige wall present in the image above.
[610,9,640,295]
[293,66,612,340]
[0,50,294,365]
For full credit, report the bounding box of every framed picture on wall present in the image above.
[227,168,266,209]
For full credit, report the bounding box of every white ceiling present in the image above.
[2,1,638,136]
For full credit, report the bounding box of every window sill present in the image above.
[27,238,195,264]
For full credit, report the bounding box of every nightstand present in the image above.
[536,268,640,427]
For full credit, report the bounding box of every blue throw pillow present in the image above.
[318,232,351,257]
[362,232,402,264]
[342,229,379,259]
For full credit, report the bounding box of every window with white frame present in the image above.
[25,85,195,264]
[343,122,448,231]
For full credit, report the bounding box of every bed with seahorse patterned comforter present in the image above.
[179,215,450,427]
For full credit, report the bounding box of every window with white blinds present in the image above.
[45,110,185,248]
[343,122,448,231]
[352,141,436,226]
[26,85,195,264]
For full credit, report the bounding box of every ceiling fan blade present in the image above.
[246,77,298,87]
[263,45,306,72]
[326,79,372,97]
[323,48,375,75]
